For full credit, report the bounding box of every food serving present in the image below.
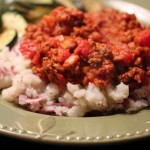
[0,5,150,117]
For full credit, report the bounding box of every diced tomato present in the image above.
[20,40,41,65]
[32,50,41,65]
[20,40,40,60]
[136,28,150,47]
[113,44,135,66]
[48,37,60,48]
[120,50,134,66]
[57,48,70,63]
[74,40,93,58]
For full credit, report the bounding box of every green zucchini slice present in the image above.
[0,29,18,50]
[2,12,27,35]
[0,14,2,32]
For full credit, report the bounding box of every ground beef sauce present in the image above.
[20,6,150,90]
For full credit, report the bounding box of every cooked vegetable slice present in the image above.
[0,14,2,32]
[2,12,27,35]
[80,0,102,11]
[0,29,17,50]
[15,0,83,8]
[2,0,85,23]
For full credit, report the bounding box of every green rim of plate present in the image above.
[0,99,150,145]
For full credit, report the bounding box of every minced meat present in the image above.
[20,6,150,90]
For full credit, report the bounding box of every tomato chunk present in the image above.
[74,40,93,58]
[19,40,40,65]
[136,28,150,47]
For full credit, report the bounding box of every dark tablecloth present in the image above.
[0,134,150,148]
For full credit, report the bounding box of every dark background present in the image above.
[0,134,150,148]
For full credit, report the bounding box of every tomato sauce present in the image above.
[20,6,150,89]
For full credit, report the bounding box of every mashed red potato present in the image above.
[0,7,150,117]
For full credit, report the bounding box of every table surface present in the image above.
[0,134,150,148]
[0,0,150,147]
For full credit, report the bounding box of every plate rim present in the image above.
[0,100,150,145]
